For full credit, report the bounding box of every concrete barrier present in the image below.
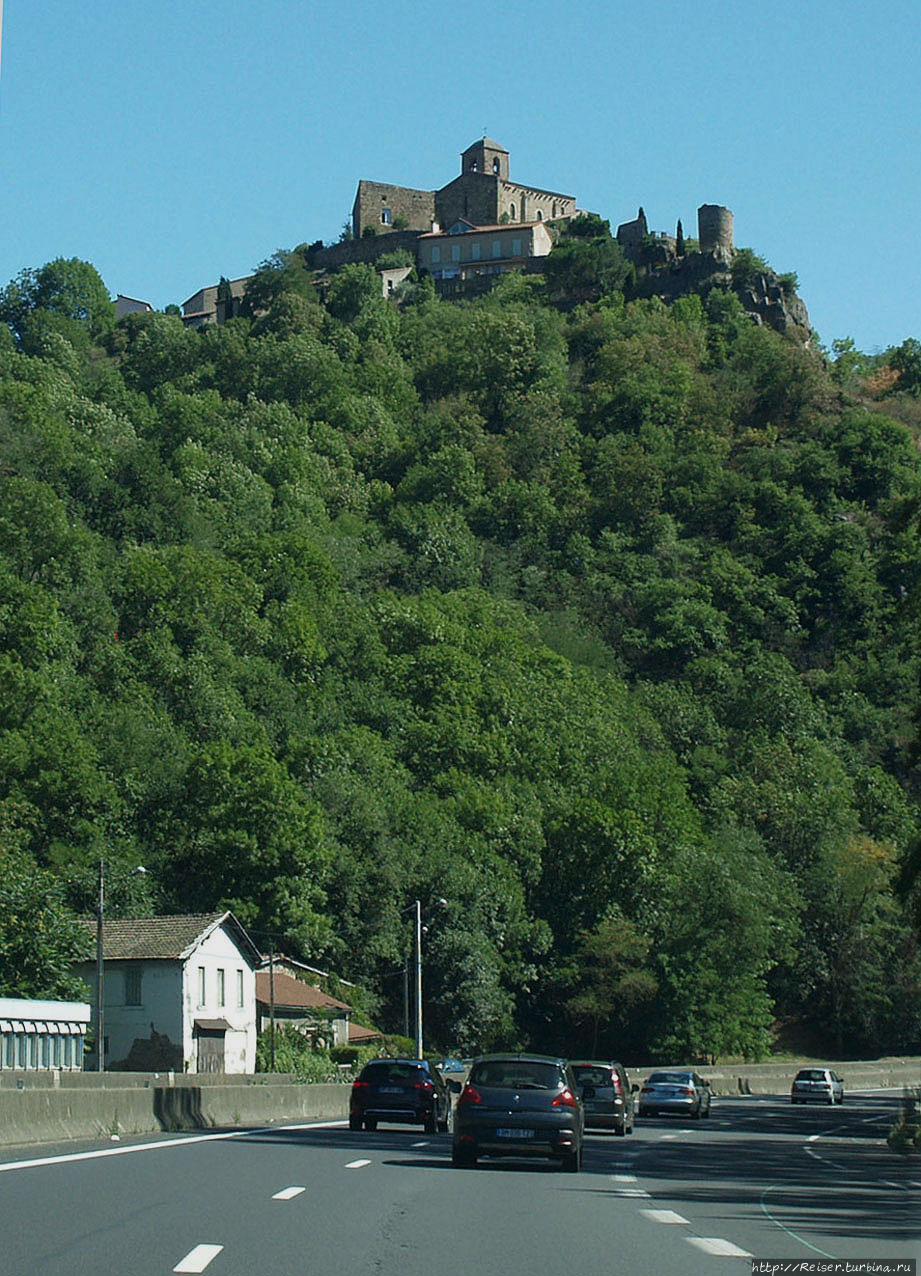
[0,1074,350,1149]
[624,1058,921,1096]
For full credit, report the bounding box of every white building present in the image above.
[416,219,555,286]
[0,998,91,1072]
[75,913,261,1074]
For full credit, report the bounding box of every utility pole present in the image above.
[269,945,276,1072]
[95,859,105,1071]
[413,900,422,1060]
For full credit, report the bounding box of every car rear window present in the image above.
[648,1071,693,1085]
[572,1066,610,1086]
[360,1062,426,1085]
[795,1069,828,1081]
[470,1060,565,1090]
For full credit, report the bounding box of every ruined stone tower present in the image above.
[697,204,734,258]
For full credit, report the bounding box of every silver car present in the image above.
[638,1069,712,1119]
[791,1067,844,1105]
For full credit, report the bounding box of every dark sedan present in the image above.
[452,1053,584,1171]
[349,1058,452,1133]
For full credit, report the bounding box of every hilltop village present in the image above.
[118,138,810,338]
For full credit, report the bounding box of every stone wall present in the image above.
[352,181,435,238]
[312,230,424,273]
[435,174,501,230]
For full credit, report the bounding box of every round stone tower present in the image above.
[697,204,733,257]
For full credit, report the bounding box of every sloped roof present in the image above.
[349,1021,383,1042]
[77,912,261,965]
[463,138,508,154]
[255,971,351,1014]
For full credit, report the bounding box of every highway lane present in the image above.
[0,1093,917,1275]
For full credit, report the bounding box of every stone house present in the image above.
[181,276,253,328]
[75,912,261,1074]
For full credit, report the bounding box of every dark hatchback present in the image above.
[570,1059,636,1135]
[452,1053,584,1171]
[349,1058,452,1133]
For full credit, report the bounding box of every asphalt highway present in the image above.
[0,1093,917,1275]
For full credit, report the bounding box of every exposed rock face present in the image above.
[628,248,811,341]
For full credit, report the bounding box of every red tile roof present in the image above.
[255,971,351,1013]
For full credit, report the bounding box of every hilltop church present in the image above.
[351,138,578,238]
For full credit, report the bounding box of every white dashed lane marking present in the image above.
[345,1159,371,1169]
[412,1141,429,1148]
[686,1237,753,1258]
[641,1209,689,1225]
[272,1186,306,1200]
[173,1245,224,1273]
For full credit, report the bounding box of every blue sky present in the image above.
[1,0,917,351]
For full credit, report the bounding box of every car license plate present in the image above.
[496,1128,534,1139]
[380,1086,402,1093]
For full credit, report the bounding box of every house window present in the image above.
[492,240,502,258]
[509,203,516,220]
[1,1032,12,1067]
[512,238,522,256]
[52,1035,61,1067]
[236,970,244,1008]
[472,242,481,261]
[451,244,461,262]
[552,203,558,218]
[431,245,441,264]
[125,968,142,1005]
[381,208,391,225]
[197,966,206,1007]
[217,969,225,1008]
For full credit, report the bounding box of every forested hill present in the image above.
[1,245,921,1063]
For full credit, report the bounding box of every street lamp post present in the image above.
[95,859,105,1072]
[402,898,446,1061]
[95,862,148,1072]
[413,900,422,1060]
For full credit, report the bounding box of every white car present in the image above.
[791,1067,844,1104]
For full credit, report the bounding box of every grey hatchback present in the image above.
[570,1060,636,1135]
[452,1054,584,1171]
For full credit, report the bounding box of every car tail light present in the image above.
[457,1083,482,1106]
[611,1073,622,1095]
[415,1081,434,1090]
[552,1088,578,1109]
[351,1080,369,1089]
[678,1088,694,1096]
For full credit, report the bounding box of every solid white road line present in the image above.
[345,1159,371,1169]
[611,1173,637,1181]
[641,1209,689,1224]
[412,1141,429,1148]
[173,1245,224,1273]
[686,1237,753,1258]
[0,1119,346,1176]
[272,1186,306,1200]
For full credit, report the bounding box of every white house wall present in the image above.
[182,925,256,1073]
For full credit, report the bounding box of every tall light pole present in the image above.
[95,859,105,1072]
[403,898,446,1060]
[413,900,422,1060]
[95,862,148,1072]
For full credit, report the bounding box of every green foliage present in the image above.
[0,849,93,999]
[888,337,921,396]
[0,244,919,1063]
[730,247,770,290]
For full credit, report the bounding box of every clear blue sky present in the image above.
[1,0,917,351]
